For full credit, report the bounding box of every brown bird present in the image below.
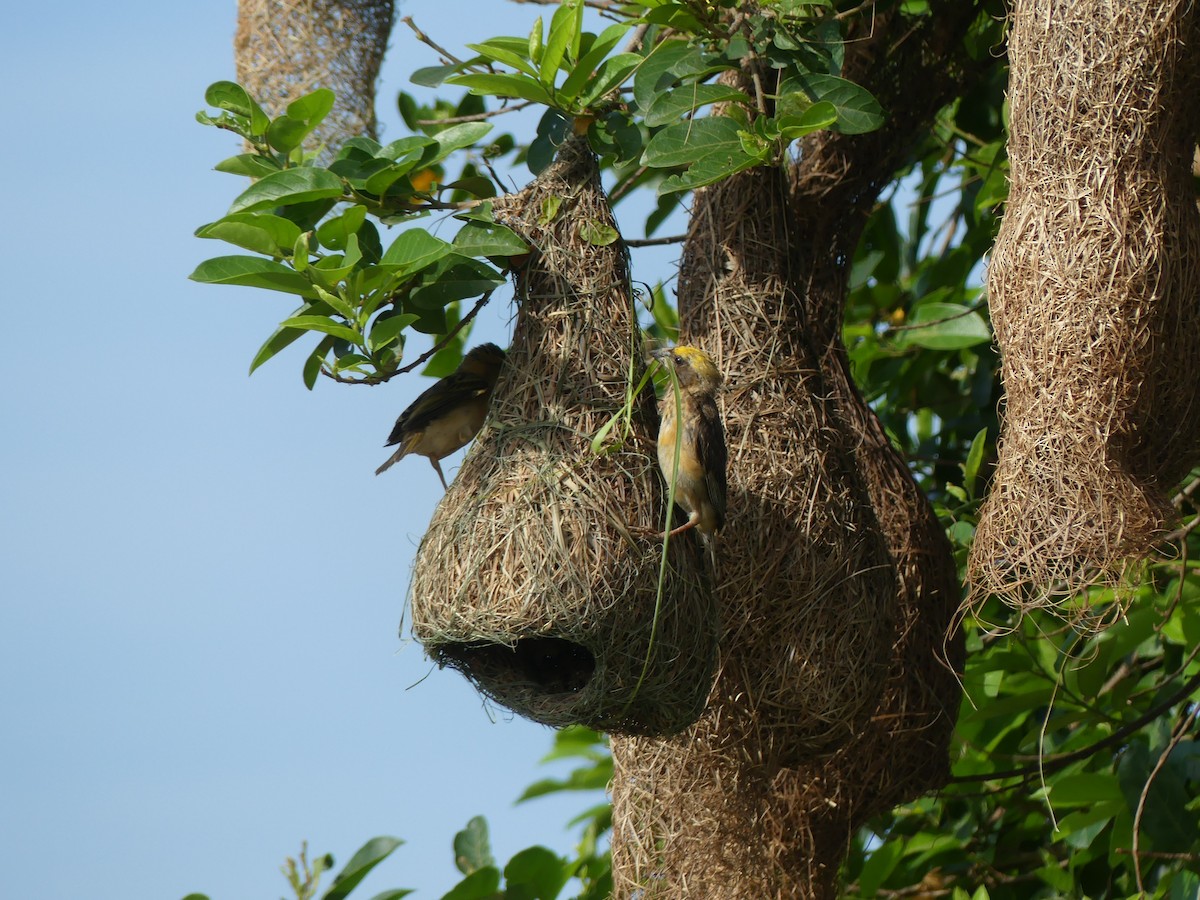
[375,343,506,489]
[651,345,727,538]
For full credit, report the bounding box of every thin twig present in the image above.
[626,234,686,248]
[609,165,649,204]
[1172,473,1200,508]
[1131,704,1198,893]
[949,663,1200,785]
[417,101,535,126]
[888,300,987,333]
[401,16,464,65]
[622,22,650,54]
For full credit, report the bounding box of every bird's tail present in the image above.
[375,446,409,476]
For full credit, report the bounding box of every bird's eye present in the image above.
[673,355,684,366]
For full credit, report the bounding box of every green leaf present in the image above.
[411,60,475,88]
[642,115,747,168]
[856,837,905,897]
[287,88,336,126]
[368,313,420,352]
[504,847,569,900]
[466,40,541,79]
[266,89,336,153]
[777,101,838,139]
[280,315,361,344]
[228,168,344,214]
[248,303,331,374]
[316,205,368,252]
[323,836,405,900]
[426,122,495,165]
[447,73,555,106]
[962,427,988,498]
[1170,871,1200,900]
[529,16,545,64]
[1118,740,1197,853]
[362,891,415,900]
[632,40,697,114]
[303,334,335,389]
[541,0,583,88]
[1054,802,1121,850]
[644,84,750,127]
[1050,774,1124,806]
[452,220,530,258]
[214,153,283,178]
[577,53,642,108]
[579,220,619,246]
[516,760,613,801]
[189,255,315,297]
[892,302,991,350]
[558,23,631,102]
[194,213,303,257]
[409,256,506,309]
[643,116,766,194]
[439,868,501,900]
[454,816,494,875]
[789,74,884,134]
[266,115,312,154]
[378,135,438,161]
[538,195,563,226]
[380,230,454,274]
[204,81,269,135]
[540,726,607,762]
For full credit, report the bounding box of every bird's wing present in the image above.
[696,395,728,530]
[384,372,491,447]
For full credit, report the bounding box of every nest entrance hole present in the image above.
[437,637,596,696]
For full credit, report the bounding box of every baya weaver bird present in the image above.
[375,343,506,489]
[650,345,727,538]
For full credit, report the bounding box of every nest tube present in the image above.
[610,161,911,898]
[968,0,1200,622]
[407,138,718,736]
[234,0,394,147]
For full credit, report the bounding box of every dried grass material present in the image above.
[609,162,963,898]
[969,0,1200,617]
[234,0,393,147]
[676,165,899,756]
[610,164,902,899]
[408,138,717,736]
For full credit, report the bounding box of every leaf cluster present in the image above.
[182,728,612,900]
[193,83,527,386]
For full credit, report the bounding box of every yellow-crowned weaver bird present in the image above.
[375,343,506,489]
[650,345,727,539]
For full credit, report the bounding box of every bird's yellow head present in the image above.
[458,343,507,382]
[653,345,723,393]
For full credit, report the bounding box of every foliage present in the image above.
[191,0,1200,896]
[181,728,611,900]
[193,0,881,387]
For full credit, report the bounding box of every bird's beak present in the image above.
[650,347,671,361]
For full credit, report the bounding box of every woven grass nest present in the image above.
[408,138,718,736]
[235,0,394,146]
[968,0,1200,622]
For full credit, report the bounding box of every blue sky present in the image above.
[0,3,670,898]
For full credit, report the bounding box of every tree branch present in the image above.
[949,663,1200,786]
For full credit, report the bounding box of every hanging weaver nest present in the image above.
[234,0,394,147]
[407,138,718,736]
[968,0,1200,623]
[610,162,960,898]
